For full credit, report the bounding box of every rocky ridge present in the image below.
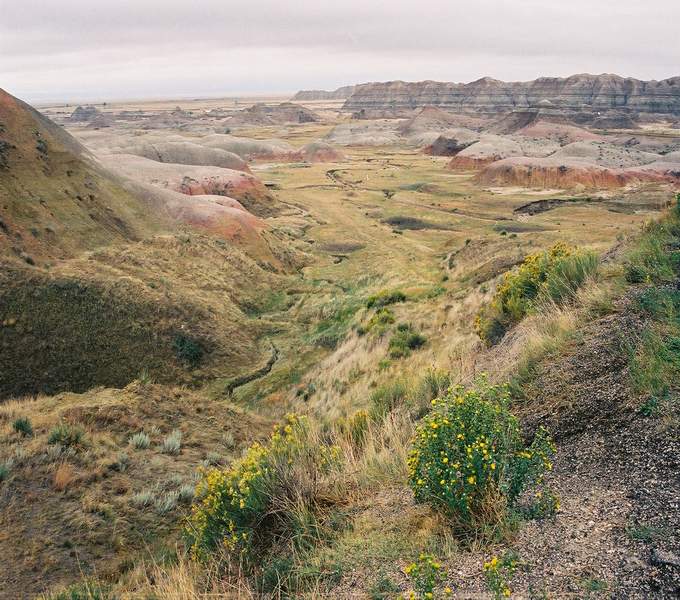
[343,74,680,116]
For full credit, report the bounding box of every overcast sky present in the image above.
[1,0,679,103]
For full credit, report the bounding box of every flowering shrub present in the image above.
[407,379,555,531]
[403,553,451,599]
[475,242,598,344]
[186,414,340,562]
[483,553,518,598]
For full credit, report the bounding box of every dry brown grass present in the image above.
[53,462,76,491]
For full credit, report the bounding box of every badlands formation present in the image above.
[1,73,679,599]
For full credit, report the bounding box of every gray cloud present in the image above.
[1,0,678,102]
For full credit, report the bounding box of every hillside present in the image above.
[0,90,302,401]
[0,88,164,263]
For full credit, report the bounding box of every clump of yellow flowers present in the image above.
[186,414,340,562]
[475,242,598,344]
[483,552,518,599]
[407,377,556,531]
[401,553,452,599]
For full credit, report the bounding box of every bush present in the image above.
[366,289,407,309]
[12,416,33,437]
[340,409,370,445]
[365,307,395,336]
[186,415,340,563]
[131,490,155,508]
[404,553,449,599]
[155,491,179,514]
[172,333,204,368]
[388,324,427,358]
[129,431,150,449]
[48,424,85,448]
[407,379,555,533]
[475,243,598,345]
[160,430,182,455]
[369,380,408,419]
[309,295,362,349]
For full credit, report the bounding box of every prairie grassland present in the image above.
[242,138,657,419]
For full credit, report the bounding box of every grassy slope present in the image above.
[0,383,272,598]
[0,88,165,263]
[0,91,301,400]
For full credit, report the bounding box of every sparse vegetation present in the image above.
[12,416,33,437]
[160,429,182,455]
[48,423,85,448]
[388,323,427,358]
[366,289,407,308]
[129,431,150,449]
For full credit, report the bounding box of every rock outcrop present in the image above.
[68,105,102,122]
[343,74,680,116]
[226,102,320,126]
[292,85,357,101]
[98,154,282,217]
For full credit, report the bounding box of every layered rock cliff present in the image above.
[342,74,680,115]
[292,85,357,101]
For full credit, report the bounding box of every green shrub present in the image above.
[388,324,427,358]
[43,580,110,600]
[369,380,408,419]
[309,295,362,349]
[186,415,340,563]
[366,307,395,335]
[366,289,407,309]
[0,462,9,482]
[12,416,33,437]
[48,423,85,448]
[172,333,204,367]
[475,243,598,345]
[407,379,555,533]
[404,553,450,599]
